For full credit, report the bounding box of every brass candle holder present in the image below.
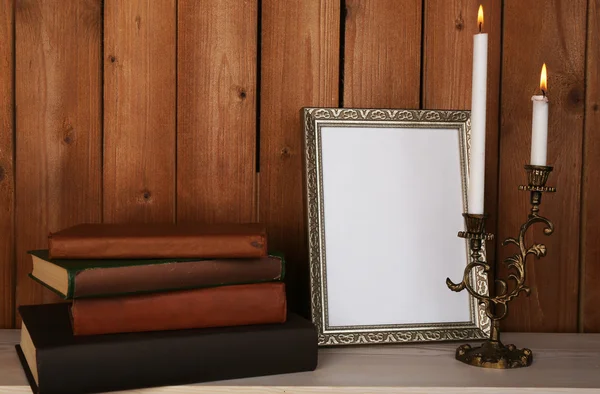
[446,164,556,369]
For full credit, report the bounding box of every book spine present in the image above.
[36,317,317,394]
[71,255,283,298]
[48,231,267,259]
[71,282,287,335]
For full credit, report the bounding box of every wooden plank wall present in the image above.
[581,0,600,332]
[104,0,176,223]
[0,0,14,328]
[1,0,599,332]
[498,0,587,332]
[14,0,103,325]
[177,0,257,224]
[344,0,421,108]
[260,0,339,314]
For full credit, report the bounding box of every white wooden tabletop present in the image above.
[1,329,600,393]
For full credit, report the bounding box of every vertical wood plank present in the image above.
[422,0,502,279]
[260,0,340,313]
[177,0,257,223]
[0,0,14,328]
[344,0,421,108]
[498,0,586,332]
[581,0,600,332]
[15,0,102,313]
[104,0,176,223]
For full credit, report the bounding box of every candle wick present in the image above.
[542,89,546,98]
[478,22,482,33]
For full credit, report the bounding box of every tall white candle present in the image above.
[468,5,488,215]
[531,64,549,166]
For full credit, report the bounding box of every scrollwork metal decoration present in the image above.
[446,164,556,369]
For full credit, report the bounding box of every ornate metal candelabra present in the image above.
[446,164,556,369]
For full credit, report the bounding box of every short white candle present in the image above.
[467,5,488,215]
[531,64,549,166]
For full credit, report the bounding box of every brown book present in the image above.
[48,223,267,259]
[28,250,284,299]
[71,282,287,336]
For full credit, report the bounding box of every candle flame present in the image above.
[478,5,484,32]
[540,63,547,94]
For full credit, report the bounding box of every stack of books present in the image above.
[17,223,317,394]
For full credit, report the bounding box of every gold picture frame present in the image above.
[303,108,490,346]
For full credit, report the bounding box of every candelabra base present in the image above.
[455,340,533,369]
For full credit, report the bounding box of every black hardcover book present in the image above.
[17,303,318,394]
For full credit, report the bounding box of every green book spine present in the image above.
[28,273,72,299]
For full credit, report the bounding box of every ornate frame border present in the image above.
[303,108,491,346]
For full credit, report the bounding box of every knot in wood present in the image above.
[63,124,75,145]
[455,15,464,30]
[569,88,583,104]
[567,87,584,111]
[237,87,247,100]
[280,147,291,158]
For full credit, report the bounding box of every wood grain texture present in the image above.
[260,0,339,314]
[103,0,176,223]
[177,0,257,223]
[498,0,586,332]
[0,0,14,328]
[15,0,102,314]
[422,0,502,269]
[581,0,600,332]
[3,330,600,392]
[343,0,421,108]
